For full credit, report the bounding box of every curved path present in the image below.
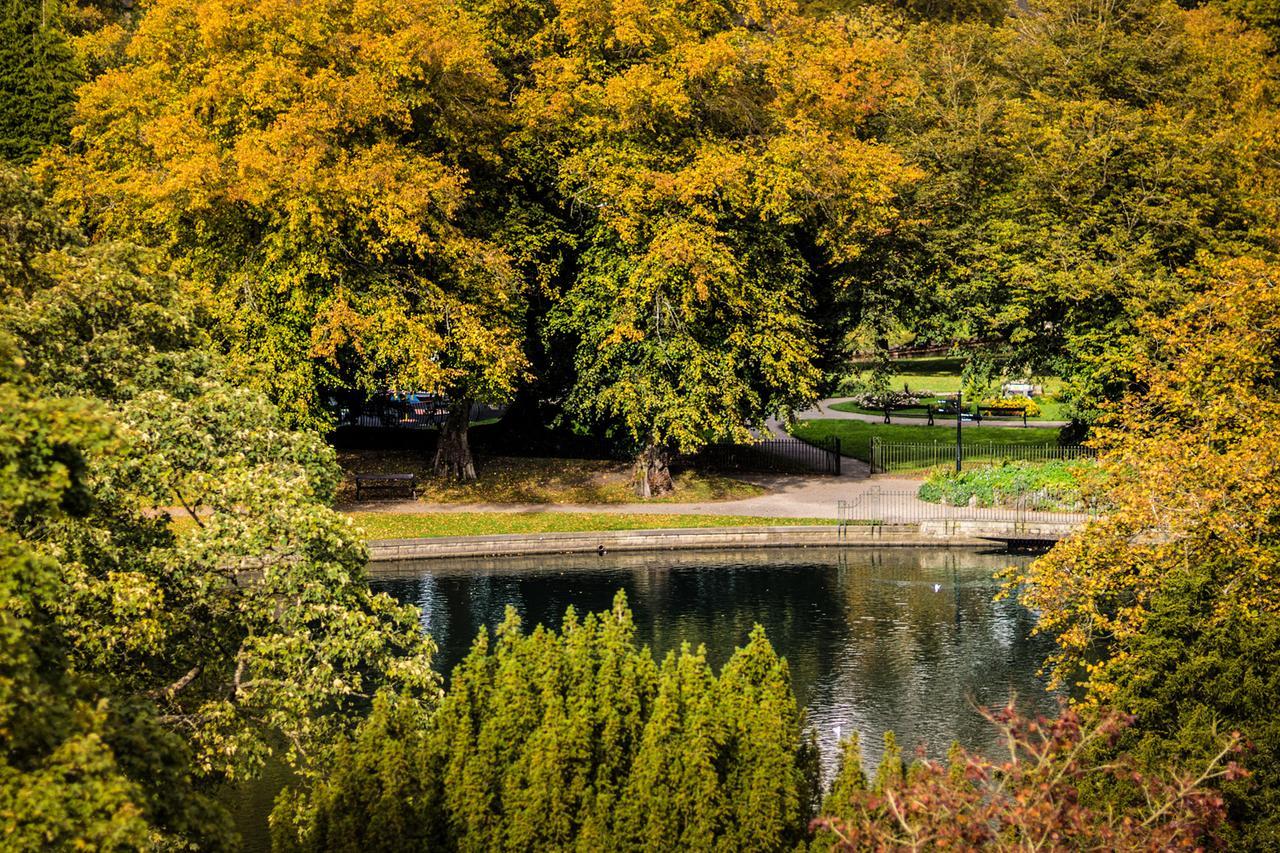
[342,471,915,520]
[797,397,1067,429]
[339,397,1069,522]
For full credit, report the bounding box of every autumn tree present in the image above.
[1014,258,1280,846]
[53,0,528,479]
[861,0,1280,420]
[514,0,918,495]
[812,704,1241,850]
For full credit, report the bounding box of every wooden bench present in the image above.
[355,473,418,501]
[976,405,1029,426]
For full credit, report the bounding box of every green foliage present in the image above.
[0,390,233,850]
[0,164,441,847]
[862,0,1280,418]
[274,594,821,852]
[1015,258,1280,848]
[517,0,919,476]
[0,0,79,163]
[1220,0,1280,44]
[1098,572,1280,849]
[916,459,1094,508]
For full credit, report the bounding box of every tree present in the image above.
[520,0,918,495]
[0,0,80,163]
[862,0,1280,421]
[274,593,821,851]
[1013,257,1280,846]
[1217,0,1280,45]
[53,0,529,479]
[0,165,441,846]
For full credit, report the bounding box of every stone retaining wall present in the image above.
[366,523,1005,562]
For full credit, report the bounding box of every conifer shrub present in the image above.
[272,592,820,852]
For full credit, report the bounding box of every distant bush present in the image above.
[916,460,1094,509]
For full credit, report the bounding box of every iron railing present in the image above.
[868,437,1093,474]
[837,487,1101,528]
[686,437,842,476]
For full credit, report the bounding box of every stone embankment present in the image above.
[366,520,1080,562]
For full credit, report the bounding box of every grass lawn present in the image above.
[337,451,765,504]
[348,511,837,540]
[840,356,1069,421]
[790,419,1060,464]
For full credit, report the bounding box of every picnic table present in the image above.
[355,473,418,501]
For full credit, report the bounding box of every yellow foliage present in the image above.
[52,0,525,425]
[1014,257,1280,690]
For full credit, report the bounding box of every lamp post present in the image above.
[955,388,963,473]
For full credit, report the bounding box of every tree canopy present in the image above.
[0,165,440,847]
[52,0,529,463]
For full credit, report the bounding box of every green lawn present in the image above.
[839,356,1069,421]
[348,511,837,540]
[790,419,1060,465]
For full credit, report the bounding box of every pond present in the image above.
[231,546,1060,849]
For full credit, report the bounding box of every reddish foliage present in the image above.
[813,703,1246,851]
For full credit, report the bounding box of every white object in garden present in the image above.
[1002,382,1039,397]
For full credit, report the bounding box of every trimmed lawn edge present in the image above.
[346,511,838,541]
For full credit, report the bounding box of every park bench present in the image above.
[975,405,1029,427]
[926,401,972,426]
[354,473,418,501]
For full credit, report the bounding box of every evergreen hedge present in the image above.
[273,592,820,852]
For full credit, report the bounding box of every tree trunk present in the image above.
[634,444,674,499]
[433,398,477,481]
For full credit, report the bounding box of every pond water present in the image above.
[378,546,1059,767]
[231,546,1060,850]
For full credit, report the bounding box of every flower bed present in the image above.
[916,459,1094,509]
[979,396,1042,417]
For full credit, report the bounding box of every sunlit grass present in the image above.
[790,419,1060,464]
[336,452,764,504]
[347,511,838,540]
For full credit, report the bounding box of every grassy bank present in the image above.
[337,451,764,504]
[790,419,1060,463]
[348,512,838,540]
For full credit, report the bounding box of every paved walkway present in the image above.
[796,397,1067,429]
[338,397,1071,522]
[342,472,915,519]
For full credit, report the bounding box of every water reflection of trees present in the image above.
[370,548,1059,773]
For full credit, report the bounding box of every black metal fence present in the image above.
[837,487,1101,527]
[685,437,842,476]
[868,437,1094,474]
